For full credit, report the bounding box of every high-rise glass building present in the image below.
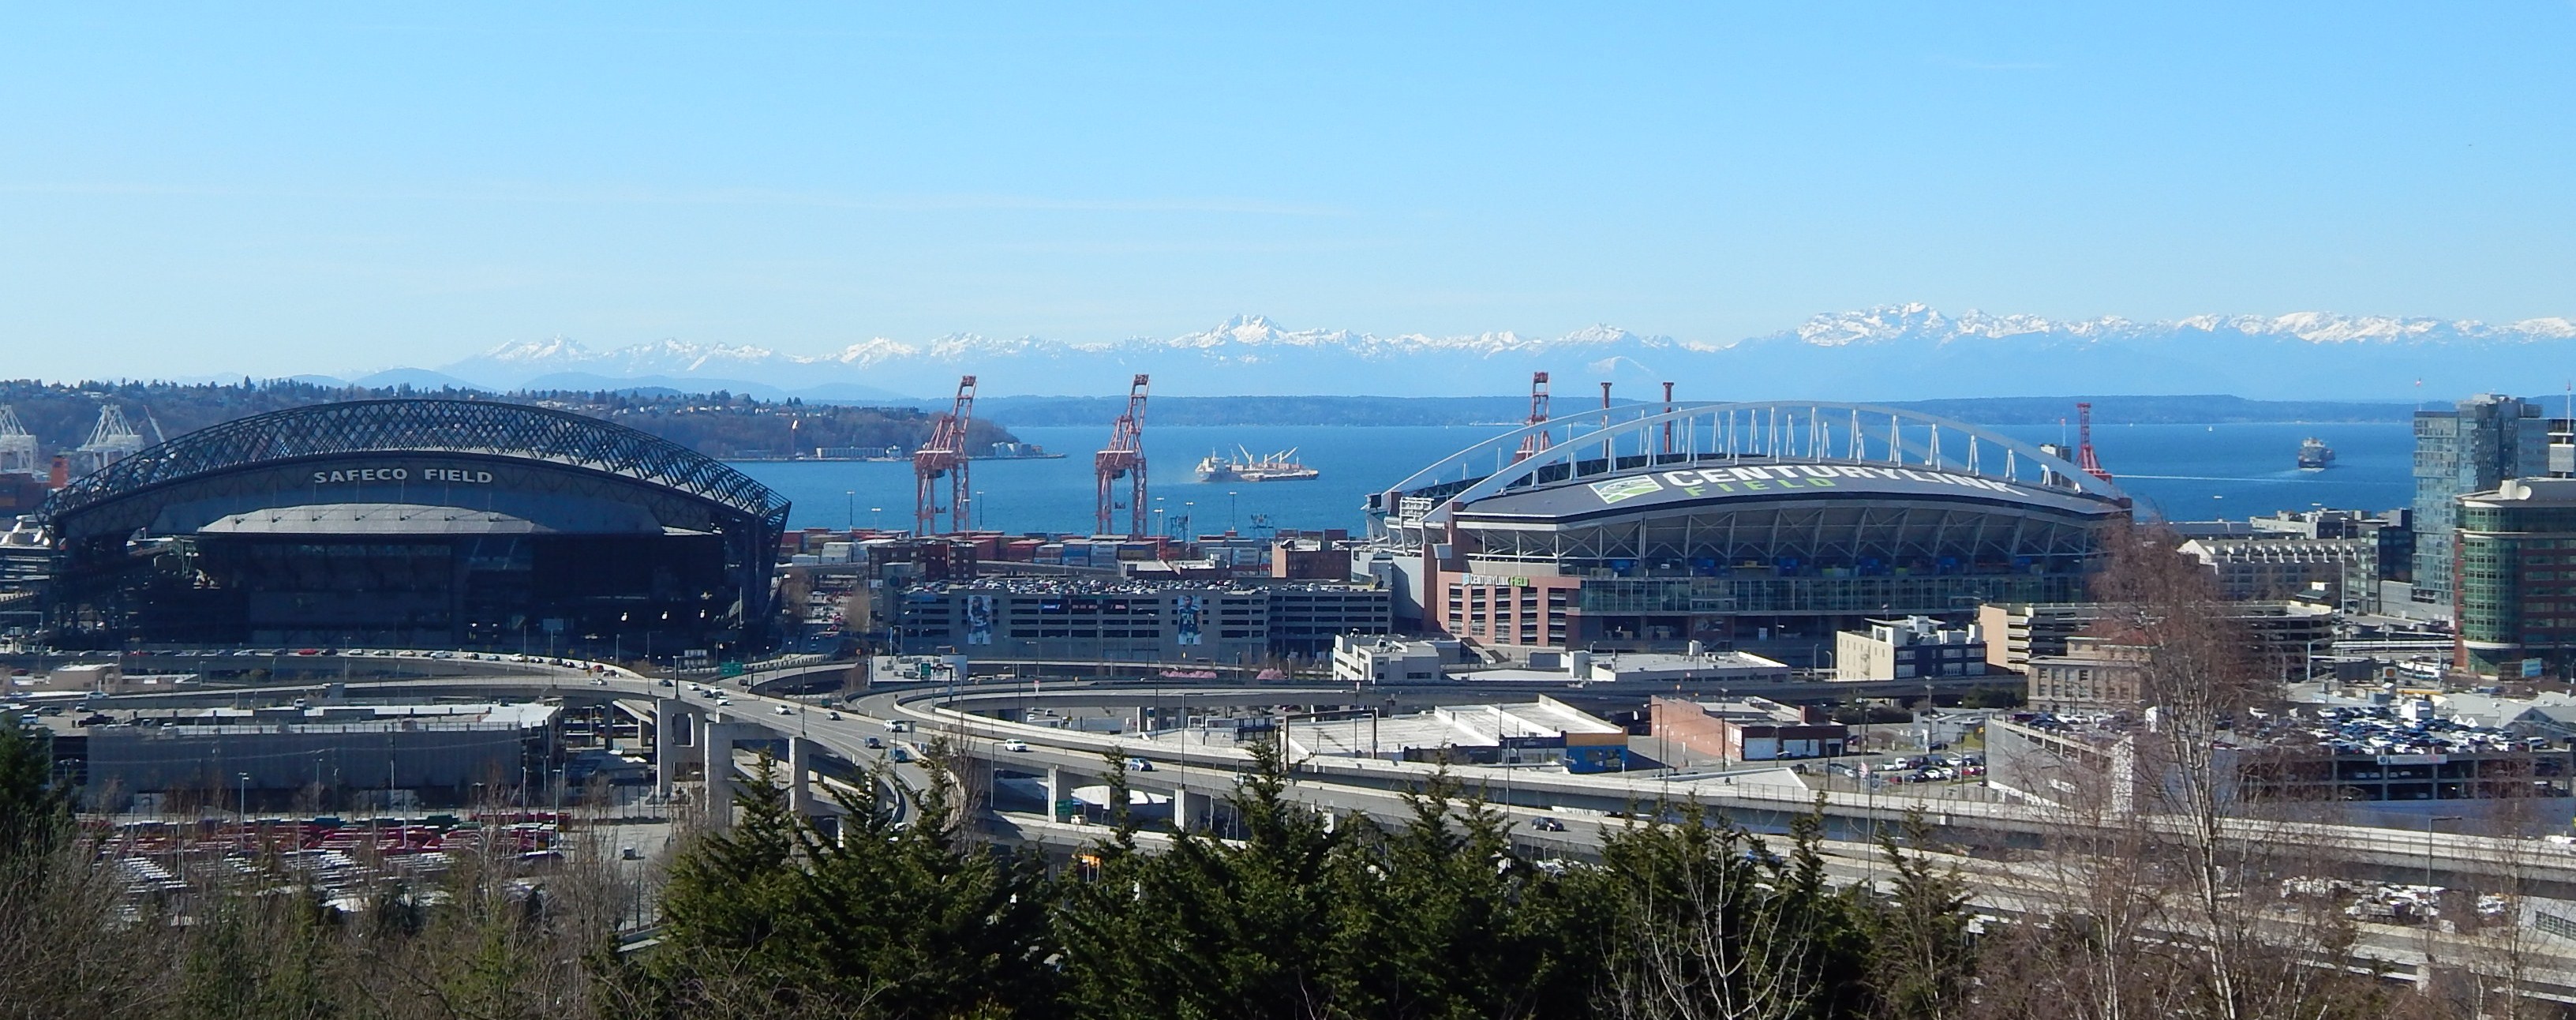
[2412,395,2563,609]
[2456,477,2576,676]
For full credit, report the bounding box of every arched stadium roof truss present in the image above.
[42,399,791,534]
[1368,400,2126,546]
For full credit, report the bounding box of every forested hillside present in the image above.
[0,380,1018,461]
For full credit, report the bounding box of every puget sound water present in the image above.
[729,421,2417,537]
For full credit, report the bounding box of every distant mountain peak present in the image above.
[426,305,2576,401]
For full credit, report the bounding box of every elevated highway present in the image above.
[80,664,2576,999]
[83,667,2576,909]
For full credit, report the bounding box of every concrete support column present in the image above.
[1043,767,1062,821]
[1172,785,1196,833]
[703,718,741,827]
[788,737,815,816]
[653,698,683,797]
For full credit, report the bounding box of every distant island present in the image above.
[0,379,1020,463]
[0,380,2434,464]
[965,392,2424,429]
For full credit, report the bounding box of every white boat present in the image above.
[1196,446,1320,483]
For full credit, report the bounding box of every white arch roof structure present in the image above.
[1372,399,2125,534]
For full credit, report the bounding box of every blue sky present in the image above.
[2,3,2570,381]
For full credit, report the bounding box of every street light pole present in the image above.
[2424,813,2465,889]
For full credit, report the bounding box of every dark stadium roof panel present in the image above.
[195,501,665,536]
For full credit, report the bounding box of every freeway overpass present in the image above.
[78,663,2576,1003]
[87,665,2576,897]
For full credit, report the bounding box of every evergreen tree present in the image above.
[1058,740,1346,1020]
[1866,809,1975,1020]
[783,758,1059,1018]
[1582,804,1864,1020]
[0,711,68,861]
[649,754,1057,1018]
[649,757,814,1013]
[1325,774,1596,1019]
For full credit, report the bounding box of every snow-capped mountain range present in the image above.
[425,305,2576,401]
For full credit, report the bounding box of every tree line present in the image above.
[0,722,2470,1020]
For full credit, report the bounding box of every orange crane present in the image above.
[1512,371,1553,463]
[913,376,976,534]
[2075,401,2114,484]
[1095,374,1149,537]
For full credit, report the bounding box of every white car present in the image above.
[773,705,795,716]
[1001,740,1032,752]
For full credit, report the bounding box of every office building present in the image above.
[2413,395,2570,610]
[2455,477,2576,677]
[2025,636,2148,712]
[1833,615,1988,681]
[893,577,1391,662]
[1980,601,2333,681]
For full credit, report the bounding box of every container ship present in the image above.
[2297,437,2335,470]
[1196,446,1320,483]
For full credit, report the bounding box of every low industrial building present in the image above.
[69,702,560,812]
[1649,696,1848,762]
[1834,616,1989,681]
[1282,696,1631,771]
[893,577,1392,662]
[1329,636,1462,684]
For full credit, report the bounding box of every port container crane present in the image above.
[912,376,976,534]
[1513,371,1553,463]
[1095,374,1149,538]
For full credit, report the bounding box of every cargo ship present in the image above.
[2297,437,2335,470]
[1196,447,1320,483]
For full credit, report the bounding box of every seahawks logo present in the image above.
[1589,476,1664,505]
